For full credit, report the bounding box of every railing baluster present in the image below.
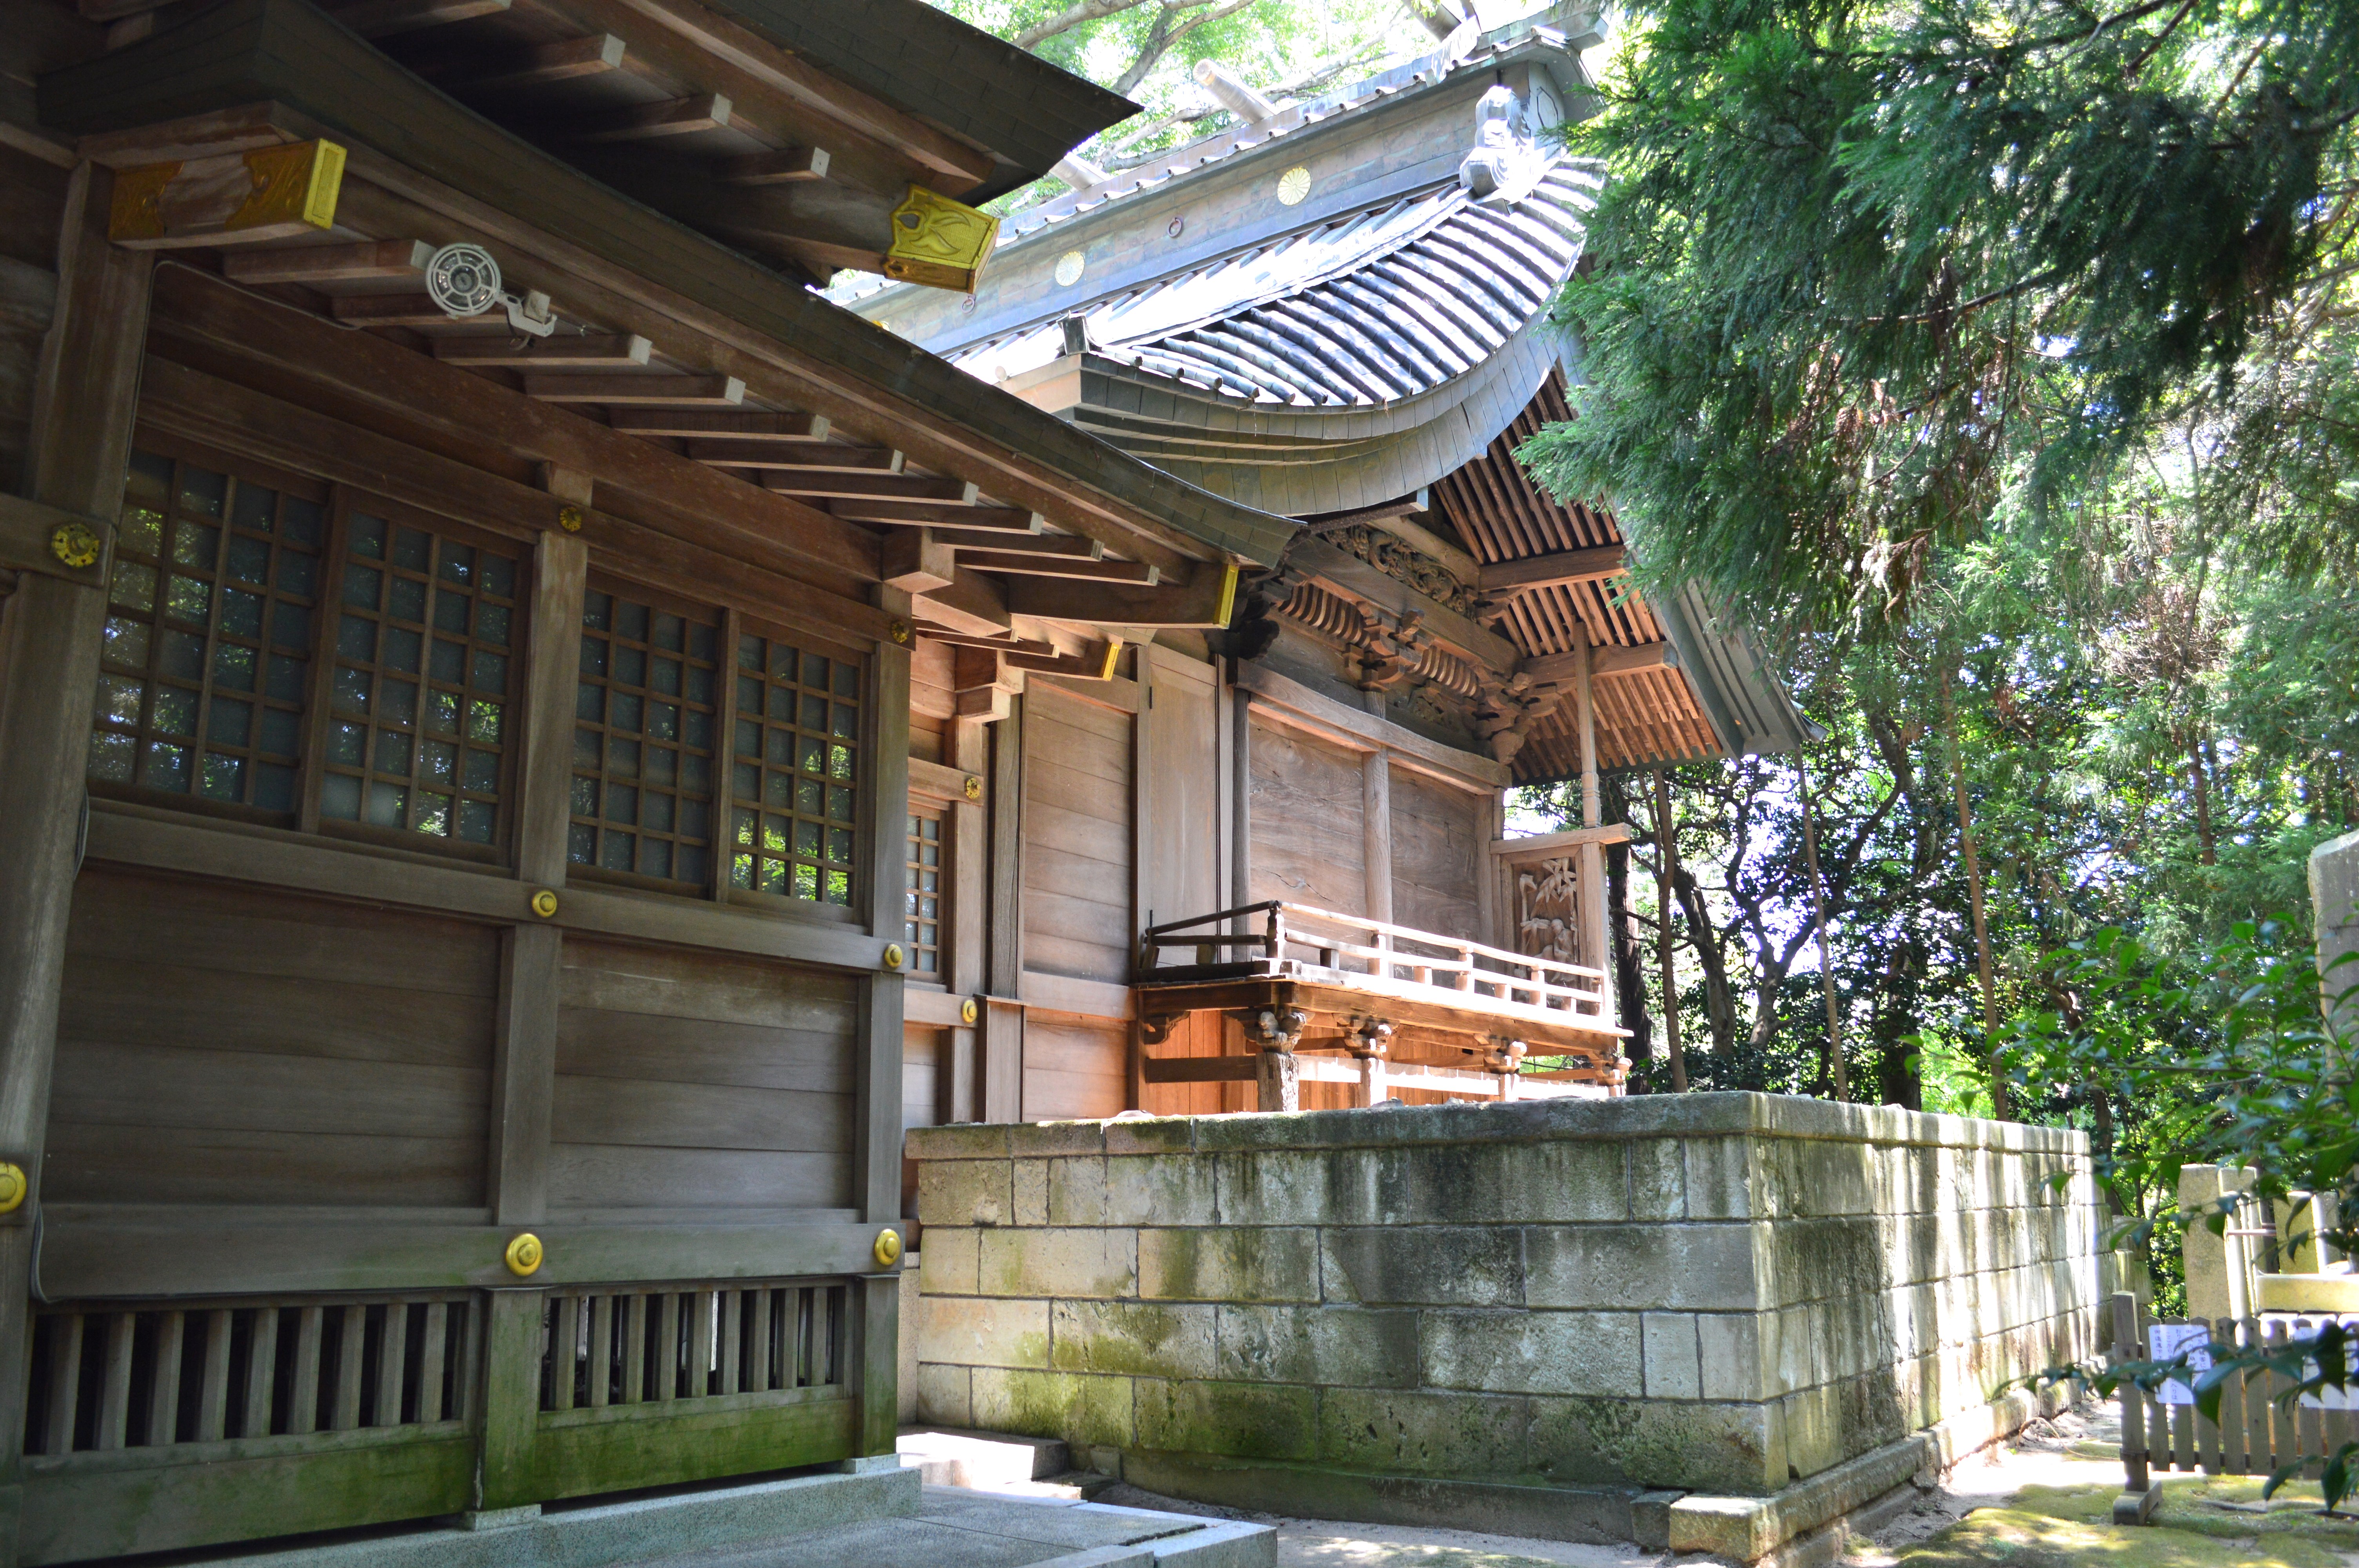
[623,1294,649,1404]
[144,1310,185,1446]
[749,1287,774,1392]
[95,1313,136,1450]
[287,1306,324,1436]
[589,1295,614,1408]
[719,1290,742,1394]
[374,1303,409,1427]
[244,1307,280,1439]
[43,1314,85,1456]
[549,1294,579,1413]
[656,1293,681,1401]
[416,1302,448,1424]
[196,1308,232,1442]
[329,1304,366,1431]
[690,1290,717,1398]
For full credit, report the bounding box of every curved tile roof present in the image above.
[947,158,1602,409]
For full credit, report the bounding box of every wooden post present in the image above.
[1255,1048,1299,1112]
[1573,643,1610,991]
[1653,771,1688,1093]
[476,1290,545,1514]
[0,163,152,1560]
[1230,677,1254,938]
[981,693,1025,1122]
[856,602,912,1454]
[1361,749,1392,924]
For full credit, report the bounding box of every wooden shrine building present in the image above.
[0,0,1287,1560]
[849,6,1807,1119]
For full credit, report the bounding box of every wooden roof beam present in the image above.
[570,94,734,143]
[722,148,830,185]
[223,238,433,287]
[607,409,827,439]
[960,552,1156,585]
[1005,562,1236,630]
[523,372,745,405]
[1478,543,1628,595]
[931,528,1099,557]
[685,440,898,471]
[769,473,975,503]
[436,334,654,368]
[1518,641,1676,687]
[327,0,512,36]
[835,501,1041,533]
[454,35,628,93]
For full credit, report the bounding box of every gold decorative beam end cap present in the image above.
[0,1162,27,1215]
[531,889,559,919]
[504,1232,543,1276]
[881,943,904,971]
[873,1228,903,1269]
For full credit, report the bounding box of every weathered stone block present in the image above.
[1052,1300,1217,1379]
[1321,1227,1524,1307]
[1140,1227,1320,1303]
[915,1361,972,1428]
[1214,1149,1336,1226]
[919,1228,980,1296]
[1697,1312,1775,1402]
[1104,1153,1219,1227]
[1214,1304,1418,1388]
[1135,1377,1318,1461]
[1010,1122,1110,1158]
[924,1297,1051,1369]
[971,1366,1135,1448]
[1535,1396,1784,1495]
[1781,1381,1843,1479]
[1013,1157,1050,1226]
[907,1124,1011,1160]
[1327,1139,1629,1227]
[1524,1223,1764,1312]
[1318,1386,1540,1479]
[919,1159,1012,1229]
[1640,1312,1700,1400]
[1628,1140,1685,1221]
[1105,1116,1196,1155]
[1685,1137,1770,1220]
[1421,1308,1643,1397]
[979,1227,1137,1300]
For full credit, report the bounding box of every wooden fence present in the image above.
[2112,1292,2358,1524]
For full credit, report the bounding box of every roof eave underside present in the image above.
[703,0,1141,203]
[38,0,1294,569]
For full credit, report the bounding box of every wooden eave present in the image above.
[36,0,1297,617]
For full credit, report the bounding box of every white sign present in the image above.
[2149,1323,2212,1406]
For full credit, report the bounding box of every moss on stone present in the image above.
[2016,1476,2359,1549]
[1892,1507,2346,1568]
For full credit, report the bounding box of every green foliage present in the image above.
[1519,0,2359,636]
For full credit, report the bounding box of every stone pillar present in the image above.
[2180,1163,2256,1321]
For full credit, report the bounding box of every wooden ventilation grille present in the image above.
[25,1294,473,1456]
[728,631,862,908]
[321,507,518,845]
[538,1279,846,1412]
[571,585,721,887]
[87,448,325,815]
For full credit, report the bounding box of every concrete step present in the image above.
[896,1426,1070,1489]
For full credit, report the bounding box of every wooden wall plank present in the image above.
[1247,714,1366,916]
[1139,645,1221,935]
[45,1125,485,1208]
[1022,686,1134,987]
[556,1011,854,1095]
[547,1145,850,1210]
[552,1076,850,1154]
[1391,768,1485,940]
[1020,1014,1127,1122]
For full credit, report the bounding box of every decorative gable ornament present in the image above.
[885,186,1003,293]
[1458,85,1546,201]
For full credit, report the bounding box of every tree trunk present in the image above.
[1606,833,1653,1074]
[1672,867,1739,1061]
[2186,730,2217,866]
[1871,939,1925,1109]
[1941,666,2008,1119]
[1794,750,1848,1102]
[1655,771,1688,1093]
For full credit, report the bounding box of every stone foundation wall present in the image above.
[905,1094,2101,1501]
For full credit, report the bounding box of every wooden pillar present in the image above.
[1361,749,1392,924]
[1229,678,1253,935]
[0,164,151,1563]
[1574,644,1609,984]
[1254,1048,1299,1113]
[981,694,1024,1122]
[475,486,588,1521]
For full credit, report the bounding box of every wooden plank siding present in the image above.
[1021,686,1134,986]
[52,868,494,1208]
[1390,768,1486,941]
[1247,713,1367,915]
[552,938,858,1212]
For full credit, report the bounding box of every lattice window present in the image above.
[571,587,720,887]
[728,631,861,908]
[538,1279,844,1412]
[88,447,323,815]
[320,508,518,847]
[906,811,943,975]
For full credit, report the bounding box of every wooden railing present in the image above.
[1140,899,1610,1026]
[26,1291,473,1456]
[540,1278,847,1414]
